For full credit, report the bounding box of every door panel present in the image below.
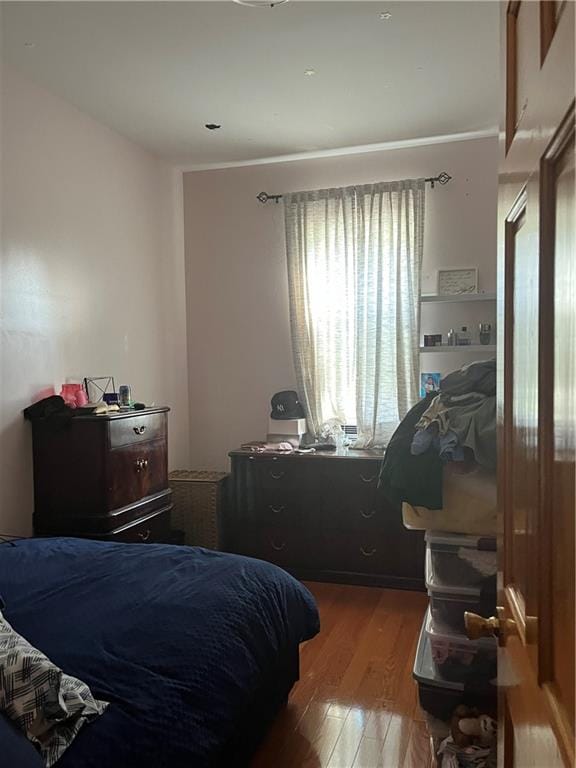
[504,634,566,767]
[550,140,575,732]
[502,187,535,649]
[498,2,575,766]
[540,110,575,763]
[510,183,538,636]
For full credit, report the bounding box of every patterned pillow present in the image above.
[0,611,108,767]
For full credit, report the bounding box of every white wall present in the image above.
[0,67,190,535]
[183,136,498,471]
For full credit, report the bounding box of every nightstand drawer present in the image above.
[33,490,172,536]
[107,439,168,510]
[108,412,167,449]
[105,506,171,543]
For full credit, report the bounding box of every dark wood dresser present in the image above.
[32,407,172,543]
[226,448,425,589]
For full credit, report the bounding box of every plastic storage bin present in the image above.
[425,531,497,589]
[424,607,497,684]
[426,549,497,633]
[413,616,496,721]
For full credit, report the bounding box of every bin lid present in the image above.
[425,530,497,552]
[413,617,464,691]
[424,606,496,651]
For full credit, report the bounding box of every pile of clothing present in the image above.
[438,738,496,768]
[379,360,496,510]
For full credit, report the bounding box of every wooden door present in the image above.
[497,2,575,766]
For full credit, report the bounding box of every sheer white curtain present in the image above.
[284,179,425,447]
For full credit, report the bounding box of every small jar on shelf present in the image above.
[479,323,492,345]
[456,327,471,346]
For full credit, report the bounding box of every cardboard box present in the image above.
[267,417,306,436]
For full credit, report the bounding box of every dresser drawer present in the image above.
[108,412,167,449]
[253,456,308,489]
[239,526,306,570]
[254,496,301,527]
[321,528,424,580]
[322,502,384,533]
[321,460,380,528]
[104,506,171,543]
[320,532,386,575]
[107,439,168,510]
[326,460,381,492]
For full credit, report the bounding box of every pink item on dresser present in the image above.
[60,383,86,408]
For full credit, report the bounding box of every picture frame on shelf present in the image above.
[420,372,441,398]
[437,267,478,296]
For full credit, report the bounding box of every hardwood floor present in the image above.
[251,582,431,768]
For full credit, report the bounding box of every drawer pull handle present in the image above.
[269,505,286,514]
[270,538,286,552]
[360,545,376,557]
[135,458,149,472]
[359,474,377,483]
[270,470,285,480]
[361,509,376,519]
[138,529,151,542]
[133,426,147,435]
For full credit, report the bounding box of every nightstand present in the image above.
[31,407,172,543]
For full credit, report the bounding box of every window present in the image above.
[284,179,425,448]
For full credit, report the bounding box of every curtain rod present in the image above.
[256,171,452,204]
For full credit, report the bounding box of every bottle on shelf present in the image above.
[479,323,492,345]
[447,328,456,346]
[457,326,471,346]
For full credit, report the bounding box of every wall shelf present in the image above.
[421,292,497,304]
[419,344,496,354]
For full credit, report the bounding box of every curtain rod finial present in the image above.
[257,191,283,204]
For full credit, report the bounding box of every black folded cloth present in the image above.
[23,396,72,429]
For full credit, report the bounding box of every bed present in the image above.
[0,538,320,767]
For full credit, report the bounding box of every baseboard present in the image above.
[286,567,426,591]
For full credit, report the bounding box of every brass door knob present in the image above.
[464,611,517,640]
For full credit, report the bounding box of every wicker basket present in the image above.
[169,470,228,549]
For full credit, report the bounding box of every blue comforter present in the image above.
[0,539,319,767]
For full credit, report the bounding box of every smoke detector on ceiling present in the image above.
[234,0,289,7]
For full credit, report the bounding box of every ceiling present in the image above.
[3,1,500,166]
